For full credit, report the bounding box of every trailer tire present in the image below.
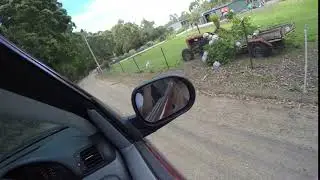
[182,48,194,61]
[251,43,272,58]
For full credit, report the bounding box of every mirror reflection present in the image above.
[134,78,190,123]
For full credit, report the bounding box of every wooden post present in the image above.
[303,24,308,93]
[81,33,102,74]
[160,47,169,69]
[242,19,253,69]
[132,57,141,72]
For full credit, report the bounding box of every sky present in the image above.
[59,0,194,32]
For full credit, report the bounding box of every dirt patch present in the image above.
[184,43,318,105]
[84,73,318,179]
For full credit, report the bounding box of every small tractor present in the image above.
[181,23,295,62]
[181,33,212,62]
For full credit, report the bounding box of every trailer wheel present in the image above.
[182,48,194,61]
[251,43,272,58]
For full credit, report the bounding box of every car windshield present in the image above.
[0,0,318,179]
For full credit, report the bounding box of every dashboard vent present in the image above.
[80,146,105,174]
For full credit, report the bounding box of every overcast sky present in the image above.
[59,0,194,32]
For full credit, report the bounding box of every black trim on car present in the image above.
[0,35,134,143]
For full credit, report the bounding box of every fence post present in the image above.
[119,62,124,72]
[303,24,308,93]
[160,47,169,69]
[241,19,253,69]
[132,57,141,72]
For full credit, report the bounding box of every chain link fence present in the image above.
[109,46,182,73]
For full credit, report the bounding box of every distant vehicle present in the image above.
[181,32,213,61]
[181,23,295,61]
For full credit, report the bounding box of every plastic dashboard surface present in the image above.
[0,127,131,180]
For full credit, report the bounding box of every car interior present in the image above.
[0,35,192,180]
[0,88,156,180]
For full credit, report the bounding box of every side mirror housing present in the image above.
[128,74,196,137]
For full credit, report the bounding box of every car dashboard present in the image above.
[0,127,131,180]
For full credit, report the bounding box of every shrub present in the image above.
[204,16,258,66]
[111,57,119,62]
[159,35,166,41]
[137,46,146,52]
[146,41,154,47]
[128,49,136,55]
[119,55,125,60]
[230,16,258,40]
[123,52,129,58]
[166,34,176,40]
[205,36,236,65]
[225,11,235,20]
[209,14,220,30]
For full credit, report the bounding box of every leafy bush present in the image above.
[128,49,136,55]
[204,15,258,66]
[137,46,146,52]
[205,36,236,65]
[111,57,119,62]
[209,14,220,30]
[146,41,154,47]
[225,11,235,20]
[166,34,176,40]
[119,55,125,60]
[123,53,129,58]
[159,35,166,41]
[230,16,258,40]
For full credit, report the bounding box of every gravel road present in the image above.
[79,73,318,180]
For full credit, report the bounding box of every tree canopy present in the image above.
[0,0,228,81]
[0,0,172,81]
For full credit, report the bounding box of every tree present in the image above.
[0,0,174,80]
[87,30,115,65]
[189,0,205,34]
[111,21,143,55]
[190,11,201,34]
[169,14,179,23]
[140,19,155,43]
[179,11,191,21]
[0,0,80,73]
[209,0,231,6]
[153,26,170,41]
[0,0,104,81]
[189,1,200,12]
[201,0,216,10]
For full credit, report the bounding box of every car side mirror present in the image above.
[131,75,195,125]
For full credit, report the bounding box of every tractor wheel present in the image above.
[182,48,194,61]
[251,43,272,58]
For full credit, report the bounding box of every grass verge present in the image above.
[110,0,317,74]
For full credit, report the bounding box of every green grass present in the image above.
[110,27,215,73]
[241,0,318,44]
[110,0,318,73]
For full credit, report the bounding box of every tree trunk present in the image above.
[196,24,200,34]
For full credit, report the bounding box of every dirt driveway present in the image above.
[79,72,318,180]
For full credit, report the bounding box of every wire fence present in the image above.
[109,46,182,73]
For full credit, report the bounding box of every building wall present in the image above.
[228,0,248,13]
[168,22,183,32]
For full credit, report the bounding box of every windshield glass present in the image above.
[0,117,60,160]
[0,0,318,179]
